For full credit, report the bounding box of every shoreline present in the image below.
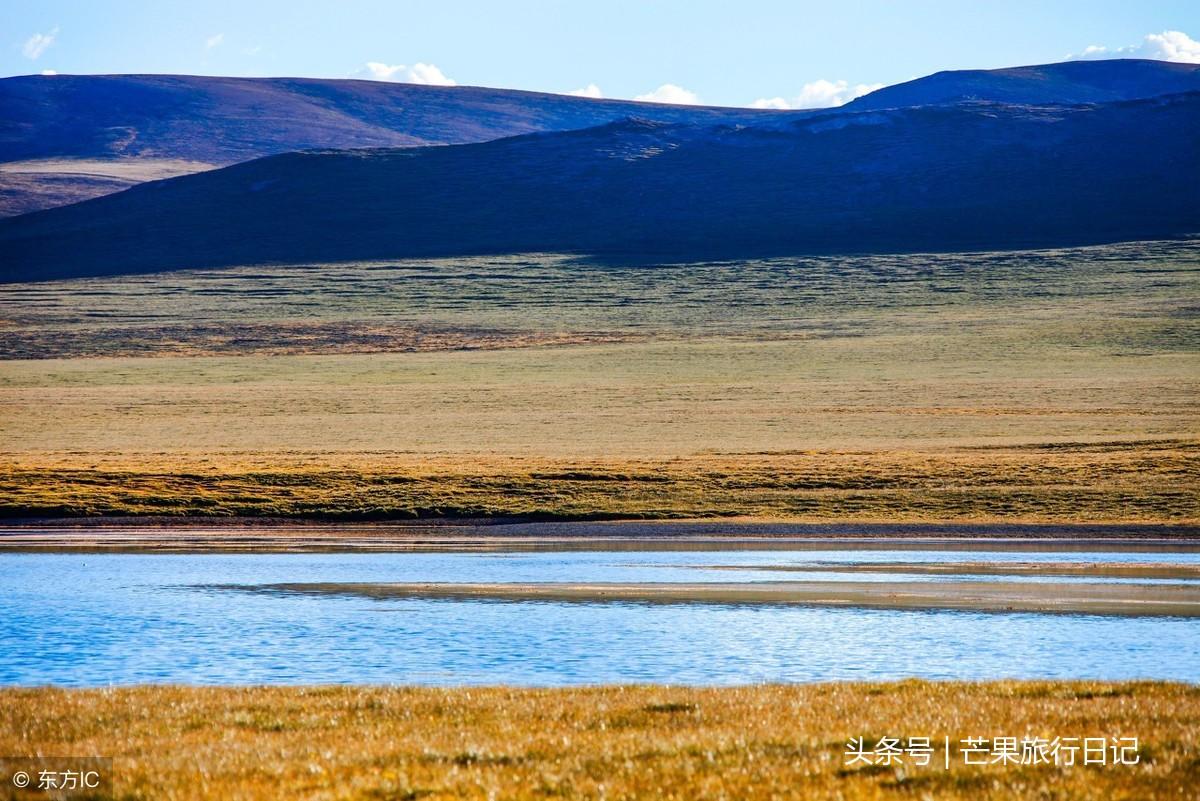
[3,519,1200,553]
[695,561,1200,579]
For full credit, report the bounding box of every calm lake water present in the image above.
[2,549,1198,687]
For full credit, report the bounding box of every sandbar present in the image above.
[214,578,1200,616]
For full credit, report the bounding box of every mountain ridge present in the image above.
[2,58,1196,218]
[0,74,790,217]
[0,73,784,164]
[846,58,1200,110]
[3,90,1196,282]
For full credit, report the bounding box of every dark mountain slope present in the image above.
[2,93,1197,282]
[0,74,787,216]
[0,74,781,164]
[848,59,1200,110]
[2,60,1195,217]
[5,61,1193,164]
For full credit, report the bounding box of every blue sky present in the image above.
[5,0,1199,107]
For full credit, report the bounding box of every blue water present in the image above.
[1,550,1197,686]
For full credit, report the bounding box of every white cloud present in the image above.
[751,79,883,110]
[1070,30,1200,63]
[362,61,456,86]
[1143,30,1200,62]
[205,33,224,50]
[408,62,455,85]
[22,27,58,60]
[750,97,791,110]
[634,83,700,105]
[568,83,603,98]
[40,69,57,76]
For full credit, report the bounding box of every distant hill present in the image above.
[0,74,784,163]
[4,91,1196,282]
[0,74,785,216]
[6,61,1193,163]
[3,59,1198,217]
[848,58,1200,110]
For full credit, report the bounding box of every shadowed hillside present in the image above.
[0,74,785,216]
[2,92,1197,282]
[4,61,1194,165]
[1,59,1197,217]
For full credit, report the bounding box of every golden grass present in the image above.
[1,242,1196,521]
[2,442,1195,522]
[2,682,1197,800]
[3,340,1196,457]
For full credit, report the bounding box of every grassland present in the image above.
[1,240,1196,522]
[1,443,1196,521]
[2,682,1197,800]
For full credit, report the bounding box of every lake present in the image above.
[2,547,1198,687]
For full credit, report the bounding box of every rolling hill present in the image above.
[2,59,1197,217]
[0,74,785,164]
[0,74,784,216]
[3,91,1196,282]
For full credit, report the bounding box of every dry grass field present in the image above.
[1,240,1196,521]
[0,159,215,219]
[1,442,1196,521]
[2,682,1197,800]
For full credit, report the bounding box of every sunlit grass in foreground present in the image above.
[2,442,1195,522]
[2,682,1197,799]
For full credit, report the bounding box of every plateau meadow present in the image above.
[2,682,1197,800]
[1,241,1196,523]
